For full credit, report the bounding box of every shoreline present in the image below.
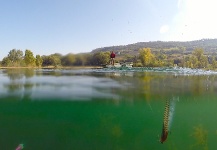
[0,66,103,69]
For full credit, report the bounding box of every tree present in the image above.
[123,54,134,62]
[200,56,208,68]
[82,53,92,65]
[211,56,217,69]
[42,55,61,67]
[1,57,11,66]
[192,48,204,61]
[8,49,23,62]
[61,53,75,66]
[35,55,43,67]
[74,54,88,66]
[7,49,24,66]
[155,51,167,67]
[90,52,110,65]
[51,53,62,59]
[181,47,186,67]
[42,55,51,66]
[50,53,62,67]
[41,53,62,67]
[24,49,36,66]
[192,48,208,68]
[139,48,155,67]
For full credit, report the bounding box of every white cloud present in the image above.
[160,25,169,34]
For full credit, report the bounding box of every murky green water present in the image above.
[0,68,217,150]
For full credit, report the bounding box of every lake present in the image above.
[0,67,217,150]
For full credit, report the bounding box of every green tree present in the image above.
[42,54,62,67]
[1,57,11,66]
[200,56,208,68]
[124,54,134,62]
[50,53,62,67]
[189,55,198,68]
[8,49,23,62]
[24,49,36,67]
[181,47,186,67]
[139,48,155,67]
[42,55,51,66]
[211,56,217,69]
[132,56,142,67]
[74,54,88,66]
[91,52,110,65]
[69,53,92,66]
[192,48,208,68]
[51,56,61,67]
[61,53,75,66]
[7,49,23,66]
[51,53,62,59]
[35,55,43,67]
[155,51,167,67]
[192,48,203,61]
[82,53,92,66]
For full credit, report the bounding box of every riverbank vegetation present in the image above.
[1,39,217,70]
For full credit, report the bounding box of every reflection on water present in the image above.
[0,68,217,149]
[1,69,127,101]
[1,68,217,102]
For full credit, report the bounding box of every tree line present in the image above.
[0,48,217,69]
[137,47,217,69]
[0,49,111,67]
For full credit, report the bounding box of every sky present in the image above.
[0,0,217,60]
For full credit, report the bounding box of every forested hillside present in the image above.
[92,39,217,55]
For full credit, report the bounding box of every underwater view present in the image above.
[0,67,217,150]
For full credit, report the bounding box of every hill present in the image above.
[91,39,217,56]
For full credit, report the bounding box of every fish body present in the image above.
[160,99,170,143]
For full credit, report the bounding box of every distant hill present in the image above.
[91,39,217,56]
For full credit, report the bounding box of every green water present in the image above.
[0,68,217,150]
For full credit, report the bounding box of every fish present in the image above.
[160,99,170,144]
[160,97,177,143]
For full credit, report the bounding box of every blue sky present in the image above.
[0,0,216,60]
